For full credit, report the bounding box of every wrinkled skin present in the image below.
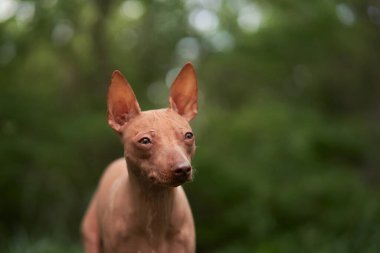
[123,109,196,187]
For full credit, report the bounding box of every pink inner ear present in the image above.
[172,94,189,115]
[112,101,130,125]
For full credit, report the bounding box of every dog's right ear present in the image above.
[168,63,198,122]
[107,70,141,133]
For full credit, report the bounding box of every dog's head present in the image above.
[107,63,198,187]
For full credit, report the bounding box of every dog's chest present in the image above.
[101,220,189,253]
[100,202,190,253]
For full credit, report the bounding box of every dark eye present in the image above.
[138,137,152,145]
[184,132,194,140]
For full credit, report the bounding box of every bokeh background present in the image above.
[1,0,380,252]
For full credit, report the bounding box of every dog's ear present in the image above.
[169,62,198,121]
[107,70,141,133]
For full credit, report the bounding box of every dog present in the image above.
[81,63,198,253]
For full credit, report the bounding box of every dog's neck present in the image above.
[126,164,176,238]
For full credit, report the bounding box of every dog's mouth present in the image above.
[170,173,193,187]
[148,171,192,187]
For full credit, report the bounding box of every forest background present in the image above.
[1,0,380,252]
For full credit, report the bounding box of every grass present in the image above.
[3,236,82,253]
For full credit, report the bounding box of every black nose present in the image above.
[173,163,192,177]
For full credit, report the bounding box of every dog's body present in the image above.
[81,63,198,253]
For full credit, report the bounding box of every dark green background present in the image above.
[1,0,380,252]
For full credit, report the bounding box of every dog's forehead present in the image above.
[124,109,191,135]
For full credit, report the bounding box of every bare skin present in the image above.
[81,63,198,253]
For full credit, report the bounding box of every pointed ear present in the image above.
[168,63,198,121]
[107,70,141,133]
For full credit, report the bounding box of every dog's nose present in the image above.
[173,162,192,177]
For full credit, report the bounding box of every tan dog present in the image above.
[81,63,197,253]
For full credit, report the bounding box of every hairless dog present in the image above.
[81,63,198,253]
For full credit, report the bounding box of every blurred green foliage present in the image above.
[1,0,380,252]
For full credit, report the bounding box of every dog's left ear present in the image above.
[169,62,198,121]
[107,70,141,133]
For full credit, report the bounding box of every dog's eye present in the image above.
[184,132,194,140]
[138,137,152,145]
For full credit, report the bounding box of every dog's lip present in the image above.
[168,180,187,187]
[173,173,192,185]
[164,174,192,187]
[148,171,192,187]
